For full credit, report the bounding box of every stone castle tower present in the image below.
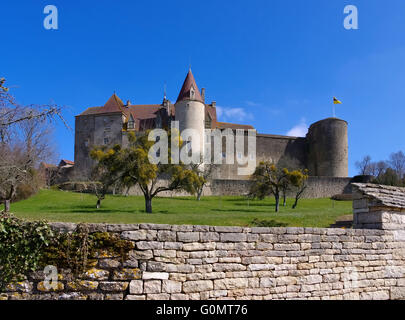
[73,69,349,180]
[175,69,206,161]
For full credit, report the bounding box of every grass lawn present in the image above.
[3,189,353,228]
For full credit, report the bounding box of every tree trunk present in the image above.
[275,194,280,212]
[96,199,101,209]
[283,192,286,206]
[145,197,152,213]
[292,186,306,209]
[292,196,298,209]
[197,188,203,201]
[4,199,10,212]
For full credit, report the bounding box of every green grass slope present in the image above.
[4,189,353,228]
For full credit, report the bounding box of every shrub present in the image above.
[0,213,53,291]
[41,225,134,275]
[0,214,134,292]
[250,218,288,227]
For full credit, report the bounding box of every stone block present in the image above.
[144,280,162,294]
[162,280,182,293]
[112,268,141,280]
[220,233,247,242]
[183,280,213,293]
[126,294,146,300]
[142,272,169,280]
[157,230,177,242]
[129,280,143,294]
[136,241,163,250]
[177,232,200,242]
[99,282,129,292]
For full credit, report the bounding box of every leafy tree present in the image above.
[189,158,218,201]
[90,145,123,208]
[249,161,309,212]
[288,169,309,209]
[373,168,404,187]
[249,161,290,212]
[92,131,203,213]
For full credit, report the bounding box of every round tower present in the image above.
[307,118,348,177]
[174,69,205,162]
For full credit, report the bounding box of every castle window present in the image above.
[128,115,135,129]
[186,141,191,151]
[190,86,195,99]
[104,137,109,145]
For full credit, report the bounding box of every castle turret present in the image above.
[307,117,348,177]
[175,69,205,161]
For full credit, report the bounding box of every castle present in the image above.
[74,69,349,185]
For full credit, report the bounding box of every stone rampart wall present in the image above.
[127,177,353,199]
[3,223,405,300]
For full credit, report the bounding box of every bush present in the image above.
[0,213,53,291]
[14,183,37,202]
[0,214,134,292]
[250,218,288,227]
[41,225,134,275]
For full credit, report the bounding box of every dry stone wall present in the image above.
[2,222,405,300]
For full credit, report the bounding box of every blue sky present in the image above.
[1,0,405,176]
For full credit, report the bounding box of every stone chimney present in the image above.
[211,101,216,108]
[126,100,131,107]
[201,88,205,103]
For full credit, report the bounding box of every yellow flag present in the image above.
[333,97,342,104]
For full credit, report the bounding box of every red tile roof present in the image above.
[176,69,204,103]
[216,122,255,130]
[77,89,256,132]
[126,105,161,120]
[102,93,125,113]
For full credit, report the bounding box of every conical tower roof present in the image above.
[176,69,204,103]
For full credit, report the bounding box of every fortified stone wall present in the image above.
[2,222,405,300]
[127,177,353,198]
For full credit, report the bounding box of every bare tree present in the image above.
[388,151,405,179]
[0,78,66,135]
[0,77,64,211]
[368,161,388,178]
[355,155,372,175]
[0,145,30,211]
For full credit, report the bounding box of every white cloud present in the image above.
[216,106,253,122]
[244,100,261,107]
[286,118,308,137]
